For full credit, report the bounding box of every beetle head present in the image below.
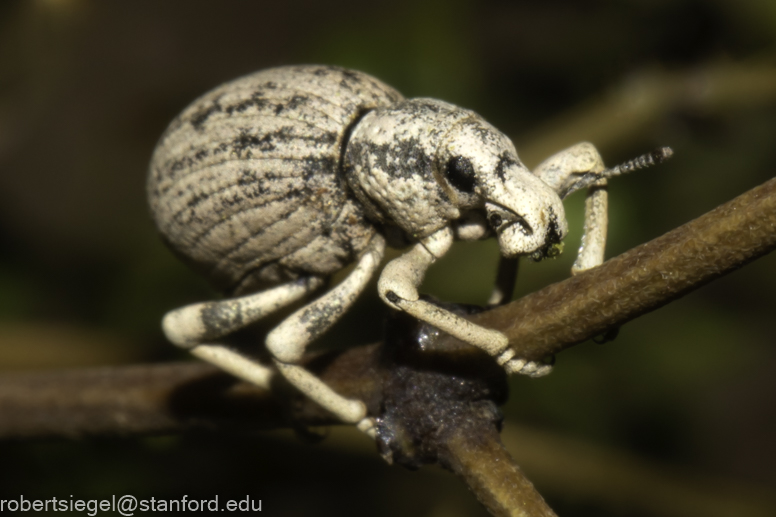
[439,119,568,260]
[345,98,568,258]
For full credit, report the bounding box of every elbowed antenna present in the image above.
[559,146,673,199]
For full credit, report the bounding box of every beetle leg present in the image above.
[572,184,608,274]
[379,229,548,375]
[533,142,609,274]
[161,276,325,390]
[487,256,519,306]
[453,212,519,307]
[189,345,276,389]
[532,142,605,191]
[265,233,386,434]
[452,210,490,241]
[163,277,324,348]
[378,227,509,356]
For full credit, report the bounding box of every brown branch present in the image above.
[442,425,557,517]
[0,362,276,438]
[0,345,383,439]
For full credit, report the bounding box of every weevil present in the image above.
[147,65,671,435]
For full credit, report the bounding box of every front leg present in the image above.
[378,227,508,357]
[266,233,386,434]
[533,142,609,274]
[573,184,608,274]
[487,256,519,306]
[452,213,519,307]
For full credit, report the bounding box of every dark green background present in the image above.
[1,0,775,515]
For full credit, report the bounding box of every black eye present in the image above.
[488,213,503,229]
[444,156,476,193]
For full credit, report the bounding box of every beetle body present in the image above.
[148,65,566,296]
[149,65,665,433]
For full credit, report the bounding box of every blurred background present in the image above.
[1,0,775,515]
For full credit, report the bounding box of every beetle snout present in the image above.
[493,216,548,258]
[489,200,568,260]
[529,217,565,261]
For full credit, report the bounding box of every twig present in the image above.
[442,426,557,517]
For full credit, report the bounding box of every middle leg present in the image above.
[266,233,386,434]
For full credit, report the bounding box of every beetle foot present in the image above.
[356,417,377,439]
[501,354,554,377]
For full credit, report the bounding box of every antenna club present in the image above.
[617,146,674,174]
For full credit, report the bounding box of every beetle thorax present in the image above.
[344,98,470,239]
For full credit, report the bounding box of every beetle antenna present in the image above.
[560,146,673,199]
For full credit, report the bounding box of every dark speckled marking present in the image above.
[348,136,452,208]
[344,127,458,236]
[545,206,561,246]
[470,125,495,143]
[227,127,338,159]
[383,138,433,180]
[189,187,306,246]
[225,92,269,115]
[232,132,276,155]
[199,300,244,340]
[286,95,308,110]
[300,155,336,182]
[494,153,518,182]
[298,296,346,336]
[190,96,224,130]
[348,136,435,183]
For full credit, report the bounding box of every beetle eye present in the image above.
[444,156,476,193]
[488,212,503,229]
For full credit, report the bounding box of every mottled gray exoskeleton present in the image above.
[148,65,671,436]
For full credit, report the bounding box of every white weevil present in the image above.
[147,65,671,436]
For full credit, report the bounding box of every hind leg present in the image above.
[164,234,385,435]
[266,233,386,436]
[162,276,325,389]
